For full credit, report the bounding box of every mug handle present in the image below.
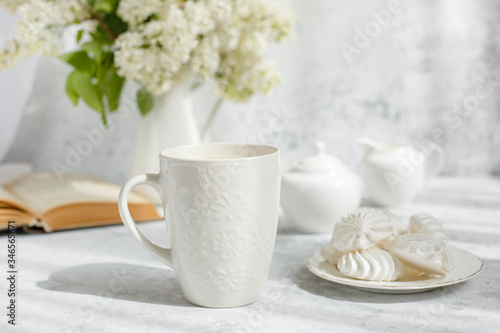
[425,143,445,183]
[118,173,173,268]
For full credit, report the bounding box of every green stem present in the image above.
[90,12,118,40]
[80,0,118,41]
[200,97,223,142]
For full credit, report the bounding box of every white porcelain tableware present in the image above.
[280,142,362,234]
[119,143,281,308]
[359,138,445,207]
[307,245,482,294]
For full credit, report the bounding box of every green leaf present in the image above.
[90,28,112,43]
[65,71,80,106]
[58,51,93,71]
[81,40,104,63]
[76,30,84,43]
[104,13,128,36]
[137,87,154,116]
[101,66,125,111]
[70,71,104,114]
[93,0,119,13]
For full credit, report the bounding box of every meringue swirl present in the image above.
[332,208,395,252]
[389,233,454,275]
[337,247,404,281]
[409,213,448,241]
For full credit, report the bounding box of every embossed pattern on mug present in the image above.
[171,161,277,292]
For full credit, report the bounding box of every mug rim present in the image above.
[160,142,279,162]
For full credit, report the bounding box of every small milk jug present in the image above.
[358,138,445,207]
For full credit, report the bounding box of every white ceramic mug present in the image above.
[118,143,280,308]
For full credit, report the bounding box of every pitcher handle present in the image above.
[425,143,445,183]
[118,173,173,268]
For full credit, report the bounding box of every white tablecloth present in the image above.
[2,177,499,332]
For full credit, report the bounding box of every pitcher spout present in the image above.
[358,137,385,155]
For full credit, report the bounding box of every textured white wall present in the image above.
[1,0,500,185]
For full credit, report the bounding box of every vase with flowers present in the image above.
[0,0,294,179]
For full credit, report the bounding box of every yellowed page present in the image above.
[0,186,21,203]
[5,173,149,217]
[0,186,33,213]
[0,209,35,229]
[0,186,36,229]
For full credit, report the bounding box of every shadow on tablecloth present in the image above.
[292,265,472,304]
[37,263,194,307]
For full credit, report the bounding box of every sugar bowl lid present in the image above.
[292,142,345,172]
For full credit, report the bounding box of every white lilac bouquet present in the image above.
[0,0,294,123]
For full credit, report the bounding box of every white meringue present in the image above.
[382,209,408,235]
[320,240,345,265]
[389,233,454,275]
[337,247,404,281]
[332,208,394,252]
[409,213,448,241]
[378,234,397,251]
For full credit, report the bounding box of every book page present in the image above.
[0,209,35,229]
[0,186,21,203]
[5,173,149,217]
[0,186,33,213]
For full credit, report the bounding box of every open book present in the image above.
[0,173,161,232]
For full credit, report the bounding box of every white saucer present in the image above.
[307,245,483,294]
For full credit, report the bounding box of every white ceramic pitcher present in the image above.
[359,138,445,207]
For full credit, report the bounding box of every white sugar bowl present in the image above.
[280,142,362,233]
